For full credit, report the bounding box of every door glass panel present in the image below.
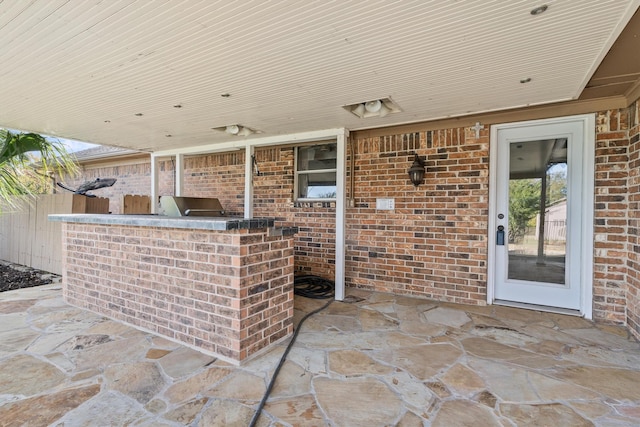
[507,139,567,284]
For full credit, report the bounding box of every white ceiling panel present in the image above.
[0,0,638,152]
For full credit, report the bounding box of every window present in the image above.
[295,143,337,200]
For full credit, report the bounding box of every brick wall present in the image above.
[346,130,489,304]
[158,159,175,198]
[61,222,294,363]
[253,147,337,278]
[593,109,631,323]
[61,108,640,327]
[61,159,174,214]
[626,101,640,339]
[183,152,245,216]
[181,147,338,279]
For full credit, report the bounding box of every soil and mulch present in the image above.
[0,262,60,293]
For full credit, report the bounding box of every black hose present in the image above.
[248,280,334,427]
[294,275,335,299]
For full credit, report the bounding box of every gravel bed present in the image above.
[0,261,61,292]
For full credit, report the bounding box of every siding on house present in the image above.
[58,102,640,339]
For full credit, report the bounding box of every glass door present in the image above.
[493,119,587,311]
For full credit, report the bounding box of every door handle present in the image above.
[497,225,505,246]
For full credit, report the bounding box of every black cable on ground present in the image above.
[248,296,333,427]
[294,274,335,299]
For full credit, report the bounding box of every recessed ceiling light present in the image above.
[530,5,548,15]
[344,97,402,119]
[520,77,532,84]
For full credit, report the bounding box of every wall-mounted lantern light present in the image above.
[408,154,425,187]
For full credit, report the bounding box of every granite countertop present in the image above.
[48,214,276,231]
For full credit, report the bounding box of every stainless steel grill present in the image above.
[159,196,225,217]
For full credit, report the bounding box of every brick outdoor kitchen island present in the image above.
[49,214,296,364]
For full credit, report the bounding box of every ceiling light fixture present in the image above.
[226,124,240,134]
[344,97,401,119]
[226,125,254,136]
[212,124,259,136]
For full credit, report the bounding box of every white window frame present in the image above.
[294,141,337,201]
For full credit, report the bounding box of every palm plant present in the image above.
[0,129,77,211]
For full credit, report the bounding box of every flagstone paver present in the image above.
[205,370,266,402]
[164,366,232,404]
[0,384,100,426]
[196,398,261,427]
[432,399,502,426]
[0,283,639,426]
[440,363,486,396]
[328,349,392,376]
[55,390,151,426]
[396,411,425,426]
[378,343,463,380]
[0,328,40,353]
[422,306,472,328]
[263,394,325,425]
[314,377,403,425]
[163,397,209,424]
[0,354,66,396]
[500,402,594,426]
[156,347,216,379]
[553,366,640,401]
[104,361,166,404]
[268,360,313,397]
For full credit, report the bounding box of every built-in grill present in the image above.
[159,196,225,217]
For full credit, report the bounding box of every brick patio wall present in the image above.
[626,100,640,339]
[179,147,338,279]
[61,222,295,363]
[593,109,631,323]
[182,152,246,217]
[59,107,640,326]
[346,130,489,304]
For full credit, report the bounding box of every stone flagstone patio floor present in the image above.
[1,284,640,426]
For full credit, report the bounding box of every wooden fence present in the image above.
[0,194,110,275]
[122,194,151,214]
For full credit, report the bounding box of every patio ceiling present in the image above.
[0,1,638,153]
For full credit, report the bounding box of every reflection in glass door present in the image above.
[507,139,567,285]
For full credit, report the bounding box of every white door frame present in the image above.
[487,114,595,319]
